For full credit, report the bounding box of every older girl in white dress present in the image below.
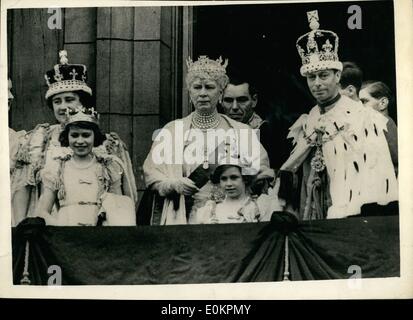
[35,106,135,226]
[11,51,136,226]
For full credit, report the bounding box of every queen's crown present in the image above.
[186,56,228,78]
[44,50,92,99]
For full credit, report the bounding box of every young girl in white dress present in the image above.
[35,106,135,226]
[190,163,281,224]
[11,50,137,227]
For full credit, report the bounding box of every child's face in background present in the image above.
[219,166,246,200]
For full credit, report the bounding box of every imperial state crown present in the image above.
[296,10,342,76]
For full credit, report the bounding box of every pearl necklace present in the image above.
[191,110,221,130]
[191,110,221,169]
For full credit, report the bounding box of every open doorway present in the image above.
[191,1,396,168]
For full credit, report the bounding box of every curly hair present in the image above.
[59,121,106,147]
[185,72,229,91]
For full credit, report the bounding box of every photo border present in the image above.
[1,0,412,300]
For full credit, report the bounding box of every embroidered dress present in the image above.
[190,197,261,224]
[281,95,398,219]
[11,124,63,223]
[40,149,123,226]
[9,128,27,175]
[10,123,137,225]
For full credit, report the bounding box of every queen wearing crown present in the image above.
[34,106,135,226]
[140,56,273,225]
[11,51,137,226]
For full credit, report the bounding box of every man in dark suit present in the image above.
[221,75,288,171]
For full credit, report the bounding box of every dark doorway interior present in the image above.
[193,1,396,169]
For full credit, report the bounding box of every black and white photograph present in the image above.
[1,0,412,299]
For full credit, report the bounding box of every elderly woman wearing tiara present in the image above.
[11,50,137,226]
[141,56,273,225]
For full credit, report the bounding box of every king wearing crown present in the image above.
[277,10,398,221]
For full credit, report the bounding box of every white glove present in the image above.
[157,178,199,197]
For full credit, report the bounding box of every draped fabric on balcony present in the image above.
[12,214,399,285]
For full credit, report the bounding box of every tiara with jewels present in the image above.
[296,10,342,76]
[65,105,99,125]
[215,145,257,176]
[45,50,92,99]
[186,55,228,79]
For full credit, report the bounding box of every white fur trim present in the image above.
[45,80,92,99]
[300,61,343,76]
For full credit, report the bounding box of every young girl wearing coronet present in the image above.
[35,106,135,226]
[11,50,137,226]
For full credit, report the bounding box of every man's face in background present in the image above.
[222,83,257,123]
